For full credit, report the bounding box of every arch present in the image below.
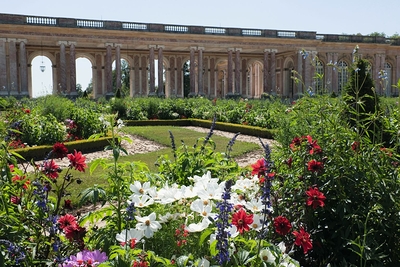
[314,59,324,94]
[283,57,295,98]
[383,62,392,96]
[246,60,263,98]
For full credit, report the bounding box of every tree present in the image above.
[112,59,130,97]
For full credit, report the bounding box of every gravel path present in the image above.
[26,126,275,170]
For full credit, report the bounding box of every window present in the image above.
[384,62,392,96]
[314,60,324,94]
[337,61,348,93]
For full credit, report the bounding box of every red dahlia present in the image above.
[273,216,292,235]
[231,208,253,234]
[307,159,324,173]
[68,149,87,172]
[52,142,68,159]
[293,227,313,254]
[306,187,326,209]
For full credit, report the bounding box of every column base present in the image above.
[225,92,242,100]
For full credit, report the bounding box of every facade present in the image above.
[0,13,399,99]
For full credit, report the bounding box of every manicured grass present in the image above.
[62,126,260,207]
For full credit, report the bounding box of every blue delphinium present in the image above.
[0,239,26,265]
[226,132,240,158]
[214,179,233,265]
[258,138,274,239]
[125,201,136,221]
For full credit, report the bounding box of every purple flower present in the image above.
[61,249,108,267]
[214,180,234,265]
[0,239,26,264]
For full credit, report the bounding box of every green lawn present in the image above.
[62,126,260,207]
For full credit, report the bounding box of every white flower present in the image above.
[259,248,276,263]
[156,183,183,204]
[128,194,154,208]
[244,198,264,213]
[130,181,152,196]
[158,212,181,223]
[249,213,263,231]
[116,118,124,128]
[186,217,211,232]
[135,212,162,238]
[190,199,216,219]
[198,258,210,267]
[195,180,224,201]
[116,228,144,245]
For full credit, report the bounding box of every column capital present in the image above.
[197,46,205,51]
[227,47,235,52]
[58,41,68,46]
[264,48,271,53]
[114,43,123,48]
[235,48,242,52]
[7,38,17,42]
[189,46,197,50]
[105,42,114,47]
[69,41,77,46]
[157,45,165,49]
[271,49,278,53]
[17,39,27,43]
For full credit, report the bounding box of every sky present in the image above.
[3,0,400,96]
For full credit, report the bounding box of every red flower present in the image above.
[42,160,60,179]
[306,187,326,209]
[285,157,293,168]
[68,150,87,172]
[251,159,267,177]
[231,208,253,234]
[351,141,360,152]
[289,136,302,151]
[293,227,313,254]
[306,135,322,155]
[12,175,30,189]
[273,216,292,235]
[10,195,21,204]
[64,199,73,210]
[58,214,78,230]
[52,142,68,159]
[307,159,324,173]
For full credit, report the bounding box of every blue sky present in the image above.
[3,0,399,36]
[3,0,399,96]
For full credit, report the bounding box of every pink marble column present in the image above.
[189,47,196,96]
[198,47,204,95]
[0,39,6,94]
[297,51,303,95]
[396,55,400,95]
[263,49,269,93]
[105,44,113,96]
[158,46,164,96]
[326,53,333,93]
[141,55,147,95]
[271,50,276,94]
[170,56,176,96]
[69,43,77,95]
[235,48,241,95]
[115,45,121,91]
[133,55,140,96]
[95,54,103,97]
[177,56,182,97]
[203,57,209,96]
[19,40,28,96]
[304,52,312,91]
[149,45,156,95]
[209,57,215,97]
[8,39,18,95]
[59,42,67,94]
[241,58,247,96]
[227,48,234,95]
[332,53,338,93]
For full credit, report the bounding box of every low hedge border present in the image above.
[124,119,277,139]
[11,136,115,161]
[11,120,276,161]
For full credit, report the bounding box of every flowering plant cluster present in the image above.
[0,139,109,266]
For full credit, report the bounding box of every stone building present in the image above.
[0,13,399,99]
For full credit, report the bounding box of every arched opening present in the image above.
[337,60,348,93]
[31,55,52,98]
[112,58,130,97]
[384,62,392,96]
[249,61,263,98]
[314,60,324,94]
[76,57,93,97]
[283,59,294,98]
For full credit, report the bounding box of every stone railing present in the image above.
[0,13,397,44]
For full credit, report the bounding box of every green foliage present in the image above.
[20,113,66,145]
